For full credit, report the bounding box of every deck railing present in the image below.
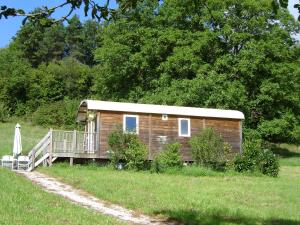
[52,130,99,154]
[26,129,99,171]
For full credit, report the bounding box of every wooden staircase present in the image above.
[28,129,55,171]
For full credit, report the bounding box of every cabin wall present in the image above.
[97,111,241,161]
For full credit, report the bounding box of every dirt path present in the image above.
[17,171,177,225]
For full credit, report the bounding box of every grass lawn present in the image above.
[39,137,300,224]
[0,121,48,156]
[0,168,127,225]
[272,143,300,167]
[40,164,300,225]
[1,121,300,224]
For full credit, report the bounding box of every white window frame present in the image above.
[123,115,139,134]
[178,118,191,137]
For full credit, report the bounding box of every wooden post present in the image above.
[49,129,53,167]
[31,150,36,171]
[42,132,49,167]
[148,113,152,160]
[70,157,73,166]
[72,130,77,153]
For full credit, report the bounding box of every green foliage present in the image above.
[13,15,100,67]
[234,134,280,177]
[151,142,183,173]
[0,102,9,122]
[0,0,299,143]
[234,139,262,173]
[189,128,231,170]
[258,112,300,143]
[108,125,129,165]
[108,126,147,170]
[259,149,280,177]
[31,99,80,129]
[124,137,148,170]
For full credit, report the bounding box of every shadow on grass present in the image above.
[157,209,300,225]
[270,145,300,158]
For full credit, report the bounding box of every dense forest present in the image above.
[0,0,299,144]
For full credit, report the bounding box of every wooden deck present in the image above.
[28,129,101,171]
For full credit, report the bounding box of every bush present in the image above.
[124,137,148,170]
[259,149,279,177]
[234,139,262,172]
[108,126,147,170]
[151,142,183,173]
[189,128,231,170]
[234,138,279,177]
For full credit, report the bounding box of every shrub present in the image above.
[107,126,127,166]
[189,128,231,170]
[108,126,147,170]
[124,138,148,170]
[234,138,279,177]
[234,139,262,172]
[151,142,183,173]
[259,149,279,177]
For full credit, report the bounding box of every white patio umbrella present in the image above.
[13,123,22,158]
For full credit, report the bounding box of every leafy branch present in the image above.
[0,0,117,26]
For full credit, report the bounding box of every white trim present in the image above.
[239,120,243,153]
[77,100,245,122]
[123,114,139,134]
[178,118,191,137]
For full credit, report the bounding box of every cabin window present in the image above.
[178,118,190,137]
[123,115,139,134]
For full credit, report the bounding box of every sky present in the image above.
[0,0,299,48]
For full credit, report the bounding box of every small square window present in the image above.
[178,118,190,137]
[123,115,139,134]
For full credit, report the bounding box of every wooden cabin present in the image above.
[74,100,244,161]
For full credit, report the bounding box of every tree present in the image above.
[0,46,32,115]
[0,0,299,144]
[27,57,92,108]
[65,16,84,61]
[92,0,300,143]
[14,20,66,67]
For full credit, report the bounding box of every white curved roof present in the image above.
[77,100,244,120]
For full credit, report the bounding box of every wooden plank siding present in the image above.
[97,111,241,161]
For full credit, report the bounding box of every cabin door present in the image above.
[87,120,94,153]
[86,115,96,153]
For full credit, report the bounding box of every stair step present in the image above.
[34,153,50,168]
[52,157,58,163]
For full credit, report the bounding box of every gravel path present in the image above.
[17,171,177,225]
